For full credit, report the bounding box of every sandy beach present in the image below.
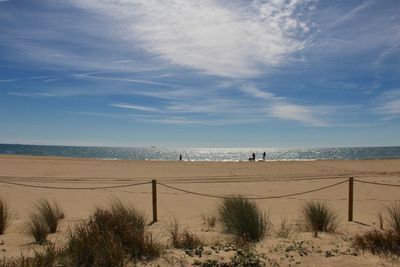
[0,155,400,266]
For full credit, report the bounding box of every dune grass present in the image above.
[26,213,49,244]
[34,200,64,234]
[386,203,400,233]
[65,199,161,265]
[0,197,11,235]
[168,218,202,249]
[301,200,338,237]
[276,216,296,239]
[201,214,217,229]
[219,197,269,242]
[66,219,126,267]
[353,203,400,255]
[0,243,66,267]
[353,229,400,255]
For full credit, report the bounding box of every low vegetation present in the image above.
[386,203,400,233]
[202,214,217,229]
[353,203,400,255]
[169,218,203,249]
[230,249,267,267]
[65,199,162,265]
[276,216,296,238]
[219,197,269,242]
[25,199,64,244]
[26,213,49,244]
[11,199,161,266]
[193,248,268,267]
[0,243,60,267]
[0,197,11,235]
[35,200,64,234]
[301,200,338,237]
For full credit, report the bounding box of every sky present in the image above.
[0,0,399,148]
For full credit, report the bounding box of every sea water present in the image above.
[0,144,400,161]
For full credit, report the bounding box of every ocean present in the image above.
[0,144,399,161]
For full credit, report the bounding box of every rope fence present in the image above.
[157,180,347,200]
[0,180,151,190]
[1,176,400,223]
[354,179,400,187]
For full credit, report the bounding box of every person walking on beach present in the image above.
[263,151,266,161]
[252,152,256,161]
[179,154,182,161]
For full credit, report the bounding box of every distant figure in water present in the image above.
[248,152,256,161]
[263,151,266,161]
[179,154,182,161]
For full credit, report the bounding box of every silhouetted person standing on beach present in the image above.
[252,153,256,161]
[179,154,182,161]
[263,151,266,161]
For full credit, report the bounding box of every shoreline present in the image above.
[2,153,400,163]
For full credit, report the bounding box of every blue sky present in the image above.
[0,0,399,148]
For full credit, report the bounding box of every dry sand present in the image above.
[0,155,400,266]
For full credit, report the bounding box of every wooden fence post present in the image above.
[152,179,157,223]
[348,177,354,222]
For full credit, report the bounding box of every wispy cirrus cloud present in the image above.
[68,0,312,78]
[111,103,160,112]
[374,89,400,119]
[4,0,398,132]
[239,84,326,126]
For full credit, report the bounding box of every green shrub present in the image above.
[0,197,11,235]
[230,249,266,267]
[219,197,268,242]
[301,201,337,237]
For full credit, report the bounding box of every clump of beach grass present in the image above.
[201,213,217,229]
[0,197,11,235]
[276,216,296,239]
[386,203,400,233]
[34,200,64,234]
[353,203,400,255]
[0,243,61,267]
[301,200,338,237]
[26,213,49,244]
[168,218,202,249]
[65,218,126,267]
[219,197,269,242]
[65,198,162,265]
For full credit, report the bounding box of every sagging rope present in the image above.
[156,179,348,200]
[354,179,400,187]
[0,180,151,190]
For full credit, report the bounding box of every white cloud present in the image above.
[73,72,175,87]
[111,103,160,112]
[269,103,325,126]
[239,84,325,126]
[68,0,309,78]
[375,89,400,118]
